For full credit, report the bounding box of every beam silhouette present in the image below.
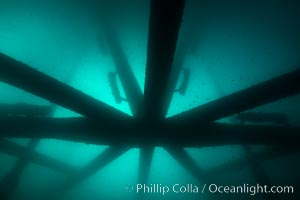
[50,146,129,199]
[1,72,81,198]
[144,0,185,120]
[208,147,300,176]
[165,147,211,183]
[0,139,40,199]
[1,139,298,193]
[0,103,53,117]
[137,147,154,200]
[206,65,272,199]
[243,146,271,185]
[0,70,78,199]
[243,146,272,200]
[163,26,196,118]
[169,68,300,123]
[100,22,143,117]
[150,122,300,148]
[0,52,129,121]
[0,116,138,146]
[207,146,299,200]
[100,21,153,200]
[1,117,300,147]
[138,147,154,184]
[137,2,185,197]
[0,102,62,198]
[0,139,77,174]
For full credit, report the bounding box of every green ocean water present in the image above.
[0,0,299,199]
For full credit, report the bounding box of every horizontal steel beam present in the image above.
[1,116,299,147]
[0,116,138,145]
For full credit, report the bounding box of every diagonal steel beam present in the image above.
[0,139,40,199]
[243,146,270,184]
[208,146,299,200]
[165,146,212,183]
[100,22,154,200]
[0,52,130,120]
[243,145,273,200]
[0,101,62,199]
[49,146,129,199]
[159,27,213,189]
[0,68,80,198]
[100,22,144,118]
[206,65,272,199]
[144,0,185,121]
[0,139,77,174]
[169,68,300,123]
[243,146,272,200]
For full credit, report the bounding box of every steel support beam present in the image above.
[0,139,76,174]
[0,139,40,199]
[138,147,154,184]
[1,117,300,147]
[50,146,129,199]
[101,22,143,117]
[0,116,137,145]
[243,146,272,200]
[0,52,129,120]
[144,0,185,121]
[206,65,272,200]
[165,147,211,183]
[0,72,77,199]
[136,147,154,200]
[169,68,300,123]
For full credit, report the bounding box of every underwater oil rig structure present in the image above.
[0,0,300,199]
